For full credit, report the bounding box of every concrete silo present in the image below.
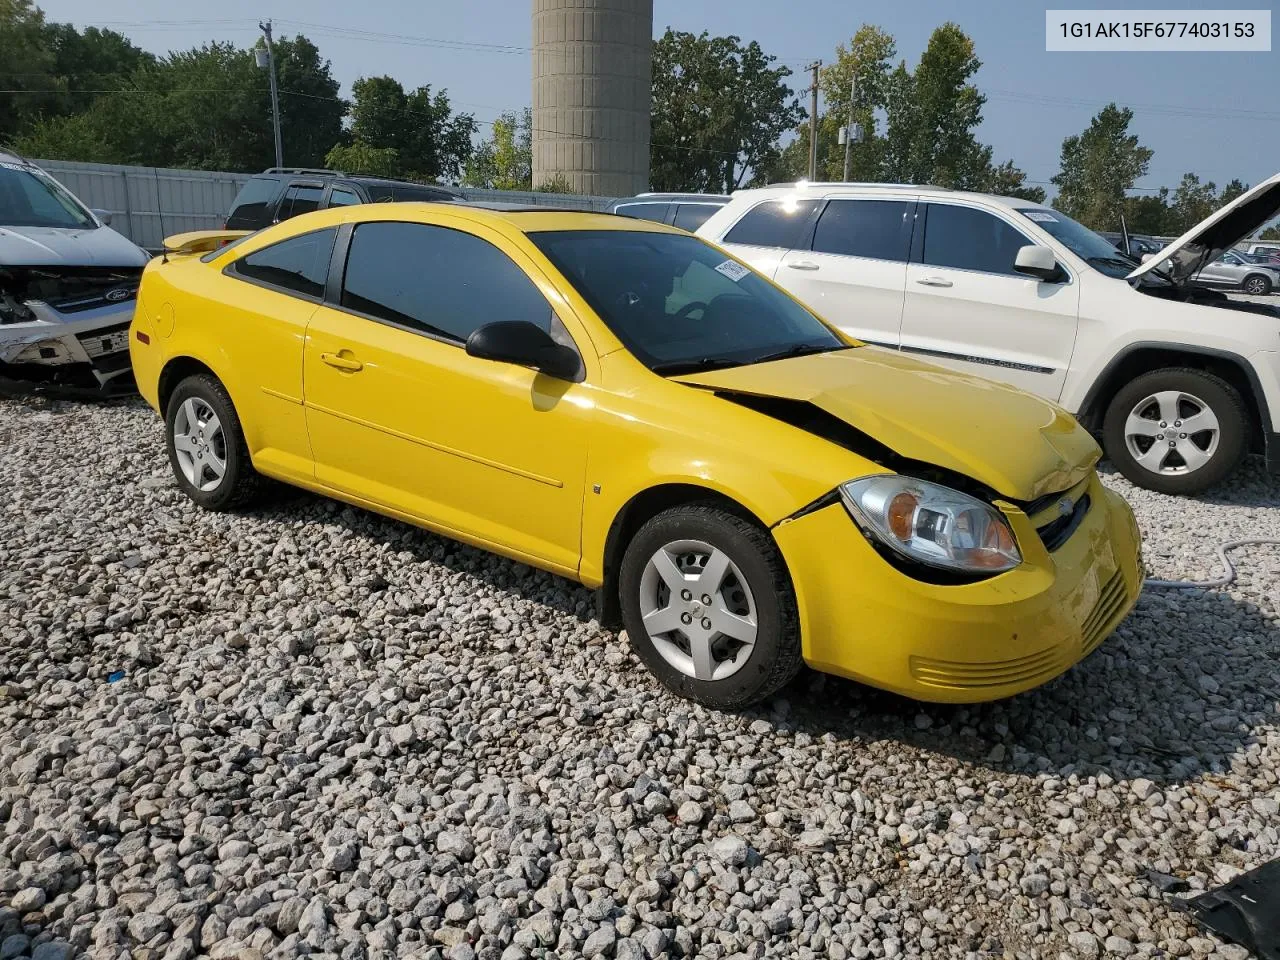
[532,0,652,197]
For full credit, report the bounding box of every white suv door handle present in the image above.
[787,260,820,271]
[916,276,953,287]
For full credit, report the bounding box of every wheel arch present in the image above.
[595,482,775,628]
[158,355,220,416]
[1077,342,1270,457]
[1242,272,1272,293]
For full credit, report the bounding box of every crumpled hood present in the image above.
[674,347,1100,502]
[0,224,149,267]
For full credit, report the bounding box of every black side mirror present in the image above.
[466,320,581,381]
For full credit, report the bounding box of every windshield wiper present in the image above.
[750,342,845,365]
[650,356,747,376]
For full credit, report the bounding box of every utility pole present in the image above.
[841,75,856,182]
[806,61,821,181]
[258,20,284,170]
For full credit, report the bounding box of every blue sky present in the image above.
[38,0,1279,196]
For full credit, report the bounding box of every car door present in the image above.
[1198,252,1242,286]
[898,201,1080,400]
[774,197,914,349]
[322,184,362,210]
[303,217,591,575]
[213,227,337,479]
[715,197,823,283]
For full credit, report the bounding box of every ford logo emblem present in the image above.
[104,287,134,303]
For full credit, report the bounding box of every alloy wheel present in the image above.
[1244,276,1269,295]
[1123,390,1220,476]
[172,397,227,492]
[637,539,758,682]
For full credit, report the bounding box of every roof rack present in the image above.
[763,181,951,191]
[263,167,343,177]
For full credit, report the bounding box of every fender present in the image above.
[1077,340,1278,474]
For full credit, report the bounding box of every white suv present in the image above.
[697,178,1280,495]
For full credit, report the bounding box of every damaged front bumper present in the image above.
[0,298,137,390]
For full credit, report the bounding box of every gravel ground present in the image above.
[2,393,1279,960]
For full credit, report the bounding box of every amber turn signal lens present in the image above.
[886,491,918,541]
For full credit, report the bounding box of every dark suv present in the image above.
[224,169,463,231]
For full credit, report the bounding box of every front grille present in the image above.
[909,646,1062,691]
[1037,494,1091,551]
[1081,571,1128,657]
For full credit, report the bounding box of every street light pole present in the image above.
[806,61,821,181]
[258,20,284,169]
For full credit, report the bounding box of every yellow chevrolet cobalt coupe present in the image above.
[131,203,1141,709]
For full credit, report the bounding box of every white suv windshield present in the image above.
[1015,207,1138,278]
[0,164,95,229]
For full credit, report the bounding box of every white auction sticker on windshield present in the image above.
[714,260,750,282]
[1024,211,1059,222]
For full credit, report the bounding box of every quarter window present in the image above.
[922,204,1030,276]
[327,188,361,207]
[341,221,551,342]
[227,177,280,224]
[811,199,913,262]
[229,227,336,298]
[672,204,718,231]
[614,202,670,223]
[723,198,821,248]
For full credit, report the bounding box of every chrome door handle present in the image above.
[915,276,953,287]
[787,260,820,271]
[320,352,363,372]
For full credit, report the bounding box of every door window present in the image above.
[722,198,820,248]
[811,199,913,261]
[672,204,718,231]
[327,187,361,207]
[279,183,324,220]
[227,177,280,225]
[341,221,551,342]
[614,202,670,223]
[922,204,1030,276]
[229,227,337,299]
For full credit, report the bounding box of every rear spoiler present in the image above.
[161,230,251,256]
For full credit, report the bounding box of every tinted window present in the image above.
[673,204,718,231]
[723,198,820,248]
[614,202,670,223]
[363,183,457,203]
[812,199,913,261]
[327,188,361,207]
[530,230,843,373]
[280,184,323,220]
[341,221,550,342]
[227,177,280,224]
[924,204,1029,276]
[230,228,336,298]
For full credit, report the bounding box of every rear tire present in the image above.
[1242,274,1272,296]
[164,374,263,511]
[618,503,802,710]
[1101,367,1247,495]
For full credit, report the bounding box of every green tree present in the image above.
[1167,172,1218,234]
[1219,178,1249,205]
[270,35,345,169]
[882,23,991,188]
[463,108,532,189]
[981,160,1046,203]
[325,141,400,177]
[1123,188,1172,235]
[814,25,897,181]
[349,76,474,181]
[0,0,57,140]
[650,28,804,192]
[1259,224,1280,241]
[40,22,154,115]
[1051,104,1152,230]
[534,172,576,194]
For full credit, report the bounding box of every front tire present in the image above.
[618,503,802,710]
[1242,274,1272,296]
[165,374,263,511]
[1101,367,1247,495]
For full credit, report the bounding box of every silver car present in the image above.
[1192,248,1280,295]
[1,151,150,390]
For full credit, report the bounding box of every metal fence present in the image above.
[34,159,615,250]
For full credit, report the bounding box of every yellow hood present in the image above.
[674,347,1099,502]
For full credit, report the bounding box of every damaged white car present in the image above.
[0,151,149,390]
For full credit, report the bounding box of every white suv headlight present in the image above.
[840,475,1021,574]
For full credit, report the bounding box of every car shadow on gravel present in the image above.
[771,584,1280,788]
[240,472,1279,790]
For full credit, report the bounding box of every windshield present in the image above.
[0,163,95,229]
[1015,207,1141,278]
[529,230,846,374]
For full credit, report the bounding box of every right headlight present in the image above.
[840,475,1021,574]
